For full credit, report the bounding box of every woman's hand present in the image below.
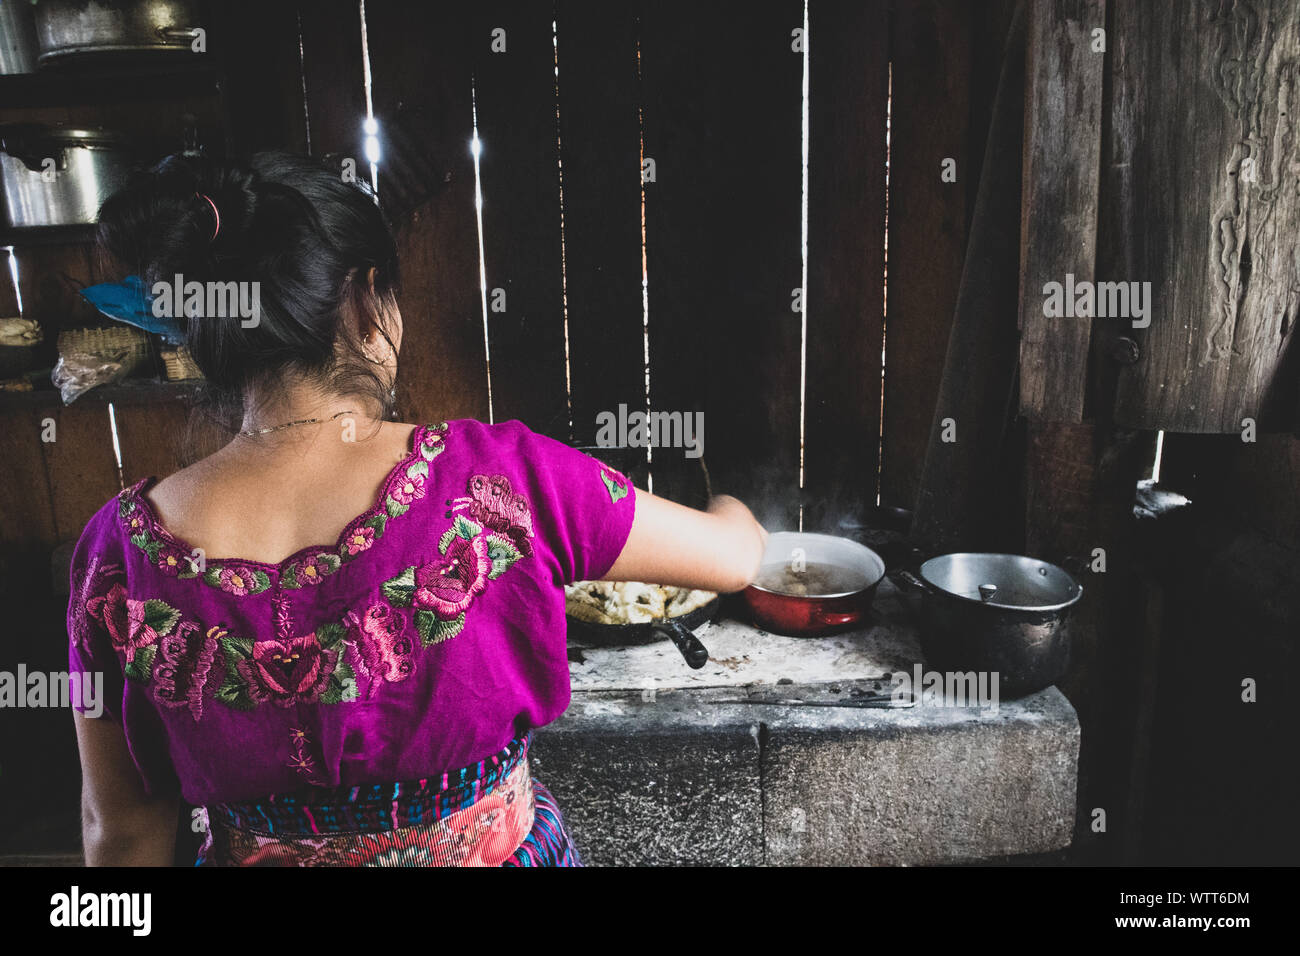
[603,490,767,593]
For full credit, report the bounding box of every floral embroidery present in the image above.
[153,621,219,720]
[345,603,416,695]
[381,509,526,648]
[216,622,356,710]
[342,526,375,557]
[448,474,535,556]
[207,564,271,595]
[86,583,179,675]
[286,727,327,785]
[115,421,452,595]
[70,554,124,653]
[600,465,629,504]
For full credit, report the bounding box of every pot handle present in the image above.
[890,569,934,594]
[810,606,862,628]
[649,620,710,670]
[157,26,205,42]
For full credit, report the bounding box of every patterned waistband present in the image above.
[208,732,532,838]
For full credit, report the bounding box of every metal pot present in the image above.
[743,531,885,637]
[1,0,40,74]
[895,552,1083,697]
[0,124,132,228]
[34,0,205,64]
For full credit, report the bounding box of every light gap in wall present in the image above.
[297,9,311,154]
[1150,429,1165,483]
[636,28,653,496]
[471,82,495,423]
[797,0,810,531]
[107,403,124,491]
[358,0,379,195]
[553,15,575,441]
[878,60,892,508]
[6,246,23,315]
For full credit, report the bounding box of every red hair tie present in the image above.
[197,192,220,240]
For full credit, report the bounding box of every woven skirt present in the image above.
[195,732,581,867]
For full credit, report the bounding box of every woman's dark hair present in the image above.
[97,151,401,433]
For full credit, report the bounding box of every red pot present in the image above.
[742,532,886,637]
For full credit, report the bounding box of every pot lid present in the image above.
[919,552,1083,611]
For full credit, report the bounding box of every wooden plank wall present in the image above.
[1107,0,1300,433]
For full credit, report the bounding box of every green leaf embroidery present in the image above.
[142,599,180,637]
[124,645,156,684]
[415,610,464,647]
[485,533,521,580]
[317,622,346,649]
[320,661,357,704]
[281,564,300,589]
[407,459,429,479]
[203,567,224,588]
[381,566,417,607]
[601,470,629,503]
[215,636,255,710]
[130,532,150,553]
[385,494,409,519]
[452,514,480,541]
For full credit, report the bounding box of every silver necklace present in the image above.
[239,408,358,437]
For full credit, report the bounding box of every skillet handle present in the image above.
[889,569,932,594]
[650,620,710,669]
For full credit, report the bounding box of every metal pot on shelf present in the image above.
[34,0,206,64]
[1,0,40,74]
[0,124,132,228]
[893,552,1083,697]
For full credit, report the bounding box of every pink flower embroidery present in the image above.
[297,554,333,586]
[343,527,375,557]
[218,566,257,595]
[391,472,426,505]
[156,546,190,577]
[413,534,490,618]
[449,474,535,556]
[154,622,218,720]
[236,634,338,706]
[86,582,159,663]
[71,556,123,652]
[346,603,415,694]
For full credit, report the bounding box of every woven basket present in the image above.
[161,345,203,381]
[57,326,150,377]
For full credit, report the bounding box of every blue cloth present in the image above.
[78,276,184,342]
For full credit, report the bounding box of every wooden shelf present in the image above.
[0,59,221,109]
[0,377,203,410]
[0,224,96,247]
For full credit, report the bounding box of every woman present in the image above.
[68,152,765,866]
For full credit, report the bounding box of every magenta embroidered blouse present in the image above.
[66,419,636,806]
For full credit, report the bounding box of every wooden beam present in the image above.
[1017,0,1106,423]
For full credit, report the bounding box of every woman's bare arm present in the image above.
[603,491,766,593]
[74,711,178,866]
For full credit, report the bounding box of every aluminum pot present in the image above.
[896,552,1082,697]
[743,531,885,637]
[34,0,205,64]
[1,0,41,74]
[0,124,132,228]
